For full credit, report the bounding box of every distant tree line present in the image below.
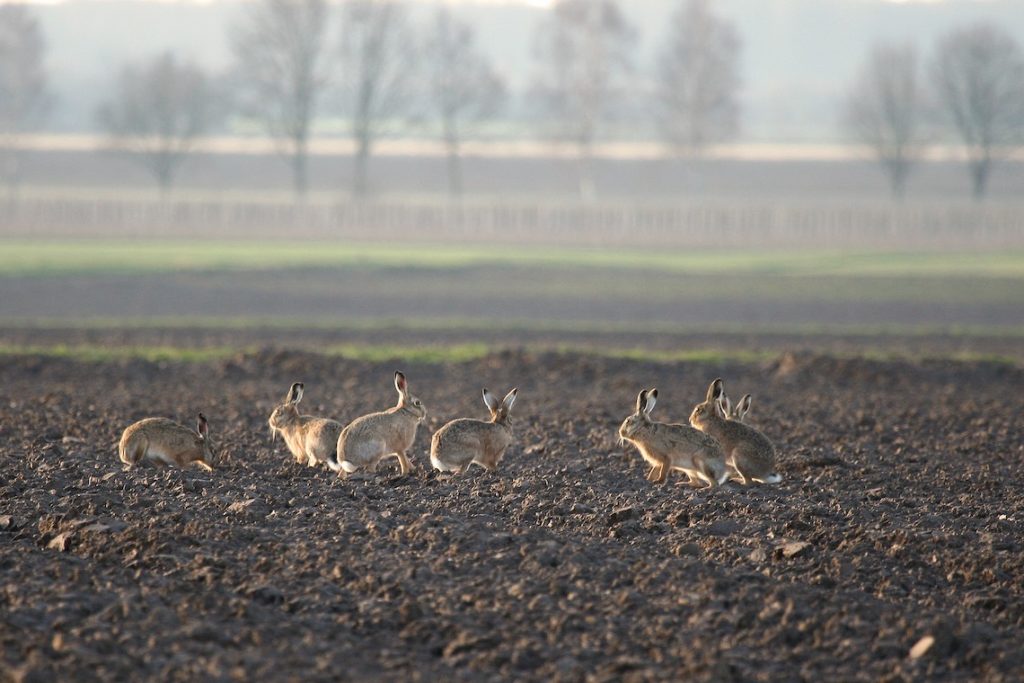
[1,0,1022,201]
[844,25,1024,200]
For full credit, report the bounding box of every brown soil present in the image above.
[1,349,1022,682]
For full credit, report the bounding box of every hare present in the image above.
[690,379,781,485]
[618,389,728,487]
[717,392,751,422]
[119,413,215,471]
[336,371,426,477]
[268,382,344,472]
[431,388,518,474]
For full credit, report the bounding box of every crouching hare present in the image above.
[336,371,426,477]
[431,388,518,474]
[690,379,781,485]
[618,389,728,487]
[119,413,216,471]
[268,382,344,472]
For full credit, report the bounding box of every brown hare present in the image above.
[336,371,426,477]
[431,388,518,474]
[690,379,781,485]
[119,413,215,471]
[268,382,344,472]
[618,389,728,487]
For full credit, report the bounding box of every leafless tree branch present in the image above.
[655,0,741,159]
[931,23,1024,199]
[231,0,330,198]
[338,0,418,198]
[423,8,506,197]
[97,52,217,194]
[0,5,50,196]
[843,42,925,199]
[530,0,635,199]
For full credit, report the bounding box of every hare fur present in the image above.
[431,388,517,474]
[336,371,426,477]
[119,414,215,471]
[618,389,728,487]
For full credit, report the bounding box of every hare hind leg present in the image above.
[394,451,413,475]
[120,435,147,469]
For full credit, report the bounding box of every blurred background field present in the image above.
[2,238,1022,363]
[1,0,1023,365]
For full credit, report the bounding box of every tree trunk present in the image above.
[353,129,371,199]
[445,138,462,199]
[970,156,991,201]
[2,146,20,206]
[156,159,173,201]
[292,137,309,200]
[577,141,595,201]
[888,159,909,201]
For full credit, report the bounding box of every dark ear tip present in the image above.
[650,388,658,397]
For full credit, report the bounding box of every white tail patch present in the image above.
[340,460,358,474]
[430,454,458,472]
[754,473,782,484]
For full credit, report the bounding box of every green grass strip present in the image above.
[2,316,1024,339]
[0,343,1017,367]
[2,240,1024,278]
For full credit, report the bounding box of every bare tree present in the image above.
[97,52,216,194]
[232,0,330,199]
[423,8,506,198]
[843,43,925,199]
[531,0,635,199]
[931,23,1024,200]
[655,0,741,158]
[0,4,50,198]
[338,0,417,198]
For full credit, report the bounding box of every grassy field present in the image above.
[3,240,1024,278]
[2,241,1021,363]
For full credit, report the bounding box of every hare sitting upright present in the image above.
[690,379,781,485]
[268,382,344,472]
[618,389,728,487]
[119,413,216,471]
[431,388,518,474]
[336,371,426,477]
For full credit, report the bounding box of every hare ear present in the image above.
[482,388,500,412]
[717,395,731,418]
[288,382,304,404]
[706,378,723,403]
[197,413,209,439]
[644,388,658,415]
[501,388,518,413]
[737,394,752,419]
[636,390,647,414]
[394,371,407,395]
